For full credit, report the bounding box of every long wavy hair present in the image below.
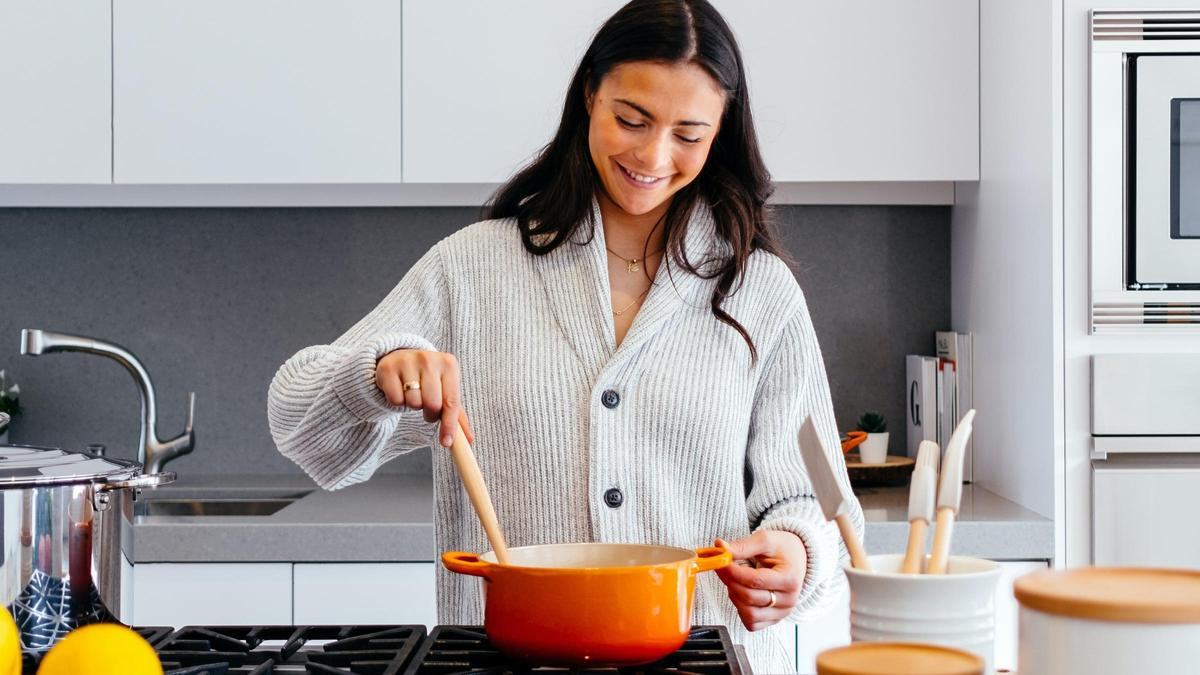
[485,0,787,364]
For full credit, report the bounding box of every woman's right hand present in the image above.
[375,349,474,448]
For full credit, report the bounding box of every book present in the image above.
[905,355,939,458]
[935,331,974,482]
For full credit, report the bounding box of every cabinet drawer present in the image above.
[293,562,437,627]
[132,563,292,626]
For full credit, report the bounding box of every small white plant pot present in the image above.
[859,432,889,464]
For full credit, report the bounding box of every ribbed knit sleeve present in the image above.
[745,291,865,618]
[267,245,449,490]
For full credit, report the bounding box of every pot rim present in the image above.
[462,542,729,573]
[0,443,142,488]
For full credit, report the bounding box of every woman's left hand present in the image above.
[714,532,807,631]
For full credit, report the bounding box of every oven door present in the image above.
[1131,55,1200,290]
[1093,458,1200,566]
[1092,354,1200,566]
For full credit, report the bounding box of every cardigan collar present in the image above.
[531,194,722,373]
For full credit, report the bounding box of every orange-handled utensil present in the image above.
[448,424,510,564]
[840,430,868,454]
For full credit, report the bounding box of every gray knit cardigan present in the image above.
[267,198,865,674]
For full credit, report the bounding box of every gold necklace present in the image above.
[612,286,651,316]
[605,245,664,274]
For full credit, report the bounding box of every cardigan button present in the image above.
[603,488,624,508]
[601,389,620,409]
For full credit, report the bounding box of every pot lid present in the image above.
[0,444,141,487]
[816,642,983,675]
[1014,567,1200,624]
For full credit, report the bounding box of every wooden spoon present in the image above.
[448,424,510,564]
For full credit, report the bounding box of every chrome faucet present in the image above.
[20,329,195,474]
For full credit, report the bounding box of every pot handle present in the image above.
[92,471,177,511]
[693,545,733,573]
[442,551,493,578]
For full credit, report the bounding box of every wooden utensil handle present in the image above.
[900,519,928,574]
[836,514,871,572]
[449,425,510,565]
[927,507,955,574]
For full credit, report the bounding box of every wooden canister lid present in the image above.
[816,642,984,675]
[1014,567,1200,624]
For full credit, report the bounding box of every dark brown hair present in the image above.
[485,0,788,364]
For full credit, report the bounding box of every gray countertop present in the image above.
[126,474,1053,563]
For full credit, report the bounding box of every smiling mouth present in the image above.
[616,161,669,186]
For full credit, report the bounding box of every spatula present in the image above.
[926,409,976,575]
[799,415,870,571]
[900,440,940,573]
[448,424,510,564]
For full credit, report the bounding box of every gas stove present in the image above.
[20,624,751,675]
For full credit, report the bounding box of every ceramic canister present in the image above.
[843,554,1001,674]
[1014,567,1200,675]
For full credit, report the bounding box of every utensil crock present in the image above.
[843,553,1001,673]
[443,542,731,667]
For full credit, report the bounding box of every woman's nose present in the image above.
[633,133,671,173]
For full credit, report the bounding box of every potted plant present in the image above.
[0,370,20,444]
[856,411,889,464]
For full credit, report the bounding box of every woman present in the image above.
[268,1,863,671]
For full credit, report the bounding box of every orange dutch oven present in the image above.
[442,542,732,667]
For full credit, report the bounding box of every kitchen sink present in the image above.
[133,488,313,518]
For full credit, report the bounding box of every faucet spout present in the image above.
[19,329,195,474]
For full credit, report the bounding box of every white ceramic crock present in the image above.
[1014,567,1200,675]
[843,554,1000,674]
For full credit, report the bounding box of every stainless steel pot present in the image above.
[0,443,173,651]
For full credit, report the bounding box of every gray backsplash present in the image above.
[0,205,948,477]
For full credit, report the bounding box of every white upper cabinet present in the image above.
[0,0,111,183]
[714,0,978,182]
[113,0,403,183]
[404,0,978,185]
[402,0,627,184]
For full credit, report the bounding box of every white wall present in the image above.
[952,0,1062,520]
[1061,0,1200,567]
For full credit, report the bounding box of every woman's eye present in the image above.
[678,135,702,144]
[616,116,644,129]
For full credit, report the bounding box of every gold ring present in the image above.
[766,590,777,608]
[403,380,421,392]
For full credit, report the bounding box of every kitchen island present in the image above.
[124,474,1050,671]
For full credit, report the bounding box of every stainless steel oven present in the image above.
[1091,11,1200,331]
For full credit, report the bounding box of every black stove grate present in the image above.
[153,625,427,675]
[402,626,747,675]
[20,625,174,674]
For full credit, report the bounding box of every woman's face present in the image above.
[586,61,726,219]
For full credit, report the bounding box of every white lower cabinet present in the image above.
[129,562,437,628]
[993,561,1049,673]
[293,562,437,628]
[131,563,293,626]
[790,560,1048,674]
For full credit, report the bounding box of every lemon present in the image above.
[0,606,20,675]
[37,623,162,675]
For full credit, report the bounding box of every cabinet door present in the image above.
[712,0,978,181]
[994,561,1047,673]
[131,563,293,626]
[795,585,851,674]
[0,0,110,183]
[113,0,402,183]
[1093,463,1200,567]
[293,562,437,627]
[402,0,626,183]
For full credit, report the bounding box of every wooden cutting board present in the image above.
[844,454,916,487]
